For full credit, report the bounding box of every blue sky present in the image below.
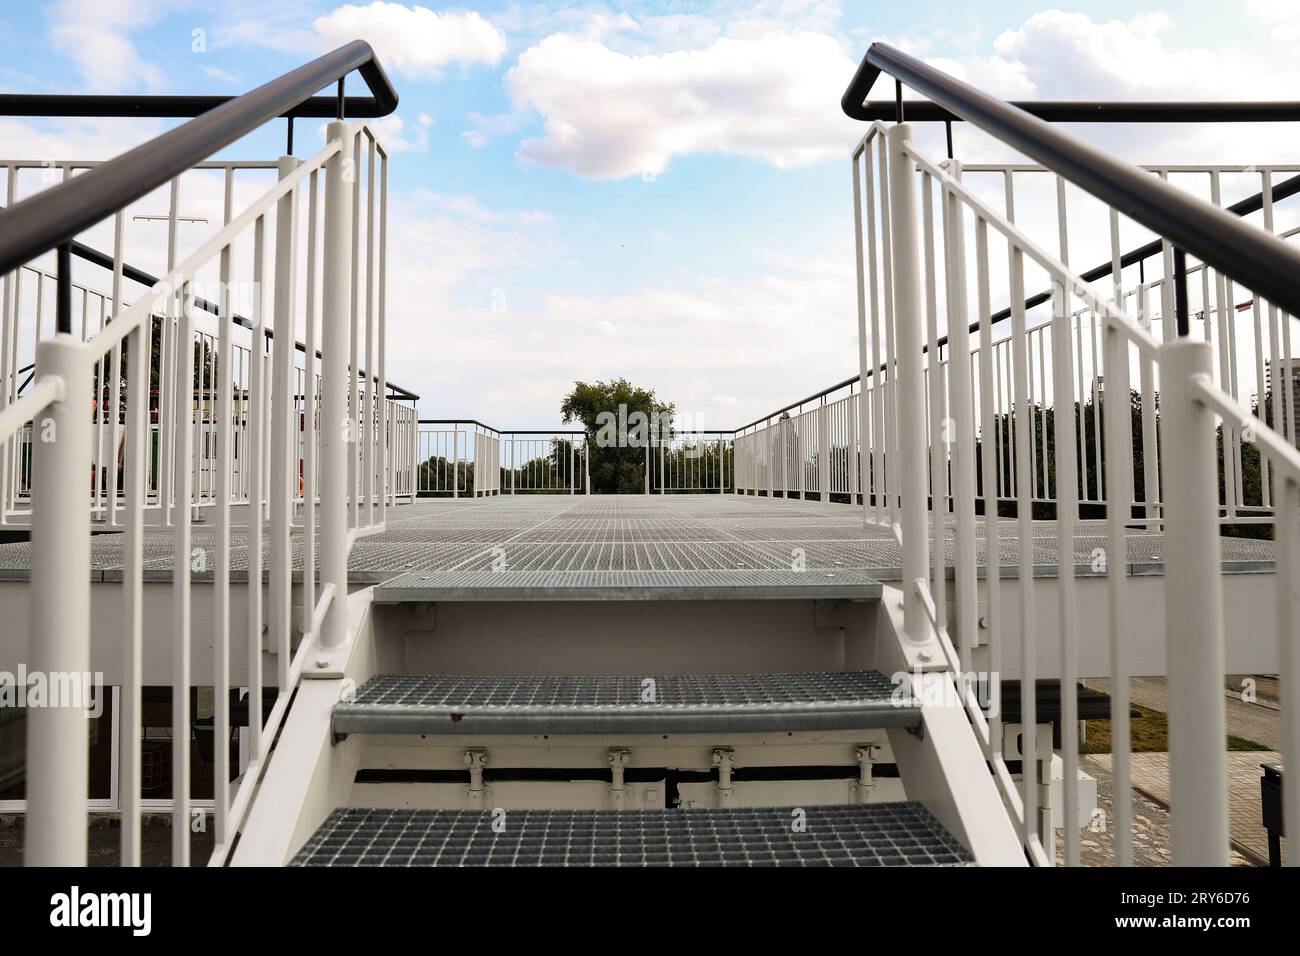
[4,1,1300,427]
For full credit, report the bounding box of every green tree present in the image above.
[560,378,676,494]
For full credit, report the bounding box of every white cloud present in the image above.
[506,30,859,178]
[409,189,554,226]
[902,11,1300,168]
[370,112,432,152]
[392,241,858,429]
[1247,1,1300,42]
[47,0,168,92]
[312,2,506,80]
[460,111,525,148]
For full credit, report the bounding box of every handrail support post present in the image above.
[886,123,931,644]
[318,122,353,649]
[25,337,90,865]
[1159,339,1229,865]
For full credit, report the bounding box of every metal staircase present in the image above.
[0,35,1297,870]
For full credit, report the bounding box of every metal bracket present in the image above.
[712,747,736,805]
[851,744,882,803]
[464,748,487,809]
[302,585,365,679]
[608,749,632,810]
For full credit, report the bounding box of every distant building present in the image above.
[1263,358,1300,445]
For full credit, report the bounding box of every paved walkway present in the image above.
[1060,753,1279,866]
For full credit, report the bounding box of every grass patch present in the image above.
[1080,703,1271,754]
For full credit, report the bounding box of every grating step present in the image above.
[333,671,917,735]
[372,567,882,602]
[290,803,972,866]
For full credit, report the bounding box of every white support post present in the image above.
[1158,338,1228,866]
[270,156,298,689]
[852,152,872,523]
[887,124,930,643]
[26,337,89,865]
[943,167,978,669]
[818,400,831,506]
[319,123,353,649]
[171,283,196,866]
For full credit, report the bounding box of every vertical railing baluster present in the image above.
[303,169,319,644]
[212,169,235,857]
[270,155,299,697]
[1009,241,1039,854]
[121,311,146,866]
[921,172,948,637]
[852,147,871,522]
[943,166,977,675]
[1101,207,1135,867]
[1053,175,1081,867]
[379,149,389,518]
[349,131,361,529]
[364,134,376,527]
[1103,314,1133,866]
[171,279,195,866]
[247,217,266,761]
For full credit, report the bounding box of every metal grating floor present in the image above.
[290,803,974,866]
[333,670,917,735]
[0,494,1277,584]
[372,567,883,602]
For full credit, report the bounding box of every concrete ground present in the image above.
[1064,753,1277,866]
[1065,675,1283,866]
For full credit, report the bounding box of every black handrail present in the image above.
[0,92,394,119]
[732,377,859,433]
[979,171,1300,333]
[0,40,397,277]
[845,99,1300,124]
[842,42,1300,327]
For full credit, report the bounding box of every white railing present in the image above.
[734,391,857,502]
[417,421,590,495]
[648,432,731,494]
[0,120,413,865]
[503,432,587,494]
[473,429,502,496]
[0,164,419,526]
[846,117,1299,866]
[417,425,469,495]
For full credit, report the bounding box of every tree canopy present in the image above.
[560,378,676,494]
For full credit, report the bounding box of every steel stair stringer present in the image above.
[875,584,1027,866]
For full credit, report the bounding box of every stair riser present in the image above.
[348,777,909,812]
[373,599,881,676]
[347,732,899,813]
